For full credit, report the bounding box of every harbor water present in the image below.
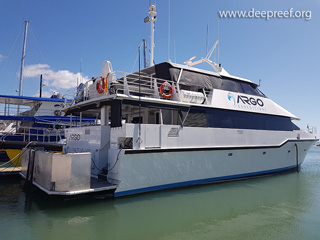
[1,147,320,240]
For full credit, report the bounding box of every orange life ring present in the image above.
[96,76,106,94]
[160,81,173,99]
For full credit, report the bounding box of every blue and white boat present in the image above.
[20,4,318,197]
[0,93,94,167]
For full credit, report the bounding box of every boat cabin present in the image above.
[66,61,299,133]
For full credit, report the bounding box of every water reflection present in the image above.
[1,147,320,240]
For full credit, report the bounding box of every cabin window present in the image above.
[220,79,241,92]
[119,102,296,131]
[218,77,266,97]
[255,87,266,97]
[131,117,143,124]
[239,82,266,97]
[183,110,207,127]
[206,108,295,131]
[162,109,180,125]
[122,105,161,125]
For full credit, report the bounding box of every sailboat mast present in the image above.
[18,20,29,97]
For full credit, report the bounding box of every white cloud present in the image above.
[33,90,54,98]
[40,91,53,98]
[0,54,6,61]
[23,64,89,89]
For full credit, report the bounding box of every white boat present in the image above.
[20,4,318,198]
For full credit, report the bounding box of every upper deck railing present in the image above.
[76,70,207,105]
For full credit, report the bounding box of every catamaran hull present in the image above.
[110,140,315,197]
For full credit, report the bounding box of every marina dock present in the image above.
[0,167,21,177]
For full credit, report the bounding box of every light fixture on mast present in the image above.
[144,4,157,67]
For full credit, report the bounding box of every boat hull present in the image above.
[0,149,22,167]
[111,140,315,197]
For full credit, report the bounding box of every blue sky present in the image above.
[0,0,319,131]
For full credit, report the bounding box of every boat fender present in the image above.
[96,76,106,94]
[54,110,61,116]
[160,81,173,99]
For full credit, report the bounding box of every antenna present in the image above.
[206,40,219,60]
[217,0,220,64]
[143,39,147,68]
[80,57,83,83]
[168,0,171,61]
[144,3,157,66]
[138,46,141,148]
[206,24,208,55]
[39,74,43,98]
[174,36,176,63]
[183,39,229,75]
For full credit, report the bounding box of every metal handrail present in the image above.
[80,70,178,101]
[0,126,64,143]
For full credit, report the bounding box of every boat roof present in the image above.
[135,62,257,86]
[168,62,256,85]
[0,95,72,106]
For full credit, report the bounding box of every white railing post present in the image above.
[124,73,130,95]
[153,78,160,99]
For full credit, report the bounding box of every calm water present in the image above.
[1,147,320,240]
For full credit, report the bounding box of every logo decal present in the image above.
[237,95,264,107]
[227,92,235,106]
[227,92,266,112]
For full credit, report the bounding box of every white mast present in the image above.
[144,4,157,67]
[19,20,29,97]
[17,20,29,115]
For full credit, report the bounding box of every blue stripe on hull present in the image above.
[114,164,300,197]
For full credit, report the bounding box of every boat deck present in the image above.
[32,177,117,196]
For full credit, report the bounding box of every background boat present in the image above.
[0,93,94,170]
